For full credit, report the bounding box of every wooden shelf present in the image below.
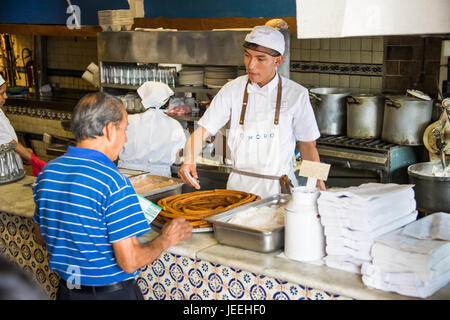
[134,17,297,34]
[0,17,297,37]
[0,24,101,37]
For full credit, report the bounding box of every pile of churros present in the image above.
[155,189,260,229]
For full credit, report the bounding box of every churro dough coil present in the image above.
[156,189,260,228]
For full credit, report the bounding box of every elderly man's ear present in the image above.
[103,122,117,143]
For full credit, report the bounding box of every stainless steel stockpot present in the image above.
[381,95,433,145]
[309,88,352,136]
[346,94,385,139]
[408,161,450,214]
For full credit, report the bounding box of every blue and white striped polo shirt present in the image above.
[33,146,151,286]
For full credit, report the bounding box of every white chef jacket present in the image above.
[198,74,320,185]
[0,108,24,170]
[0,108,18,144]
[118,108,186,177]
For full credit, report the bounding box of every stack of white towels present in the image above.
[317,183,418,274]
[362,212,450,298]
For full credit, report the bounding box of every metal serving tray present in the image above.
[128,173,184,202]
[204,194,291,253]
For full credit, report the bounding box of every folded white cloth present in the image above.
[326,243,372,261]
[402,212,450,241]
[318,186,414,210]
[324,255,366,274]
[374,226,450,257]
[319,183,414,203]
[372,253,450,282]
[361,262,450,298]
[371,227,450,282]
[325,235,373,253]
[323,211,418,242]
[318,194,416,232]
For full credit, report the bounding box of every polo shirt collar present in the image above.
[66,146,115,168]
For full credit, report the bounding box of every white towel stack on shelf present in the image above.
[362,212,450,298]
[318,183,418,274]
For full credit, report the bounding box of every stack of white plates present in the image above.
[178,68,204,86]
[98,10,134,31]
[204,67,237,88]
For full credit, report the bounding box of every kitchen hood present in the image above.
[296,0,450,39]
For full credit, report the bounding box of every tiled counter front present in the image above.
[0,211,349,300]
[0,211,60,299]
[136,252,350,300]
[2,211,449,300]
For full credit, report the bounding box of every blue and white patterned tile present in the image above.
[137,252,352,300]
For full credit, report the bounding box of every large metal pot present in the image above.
[381,95,433,145]
[408,161,450,214]
[309,88,352,136]
[346,94,385,139]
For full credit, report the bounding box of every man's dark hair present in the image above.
[72,92,124,142]
[243,41,281,57]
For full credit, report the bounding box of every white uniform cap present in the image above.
[0,74,5,87]
[244,25,285,56]
[137,81,174,109]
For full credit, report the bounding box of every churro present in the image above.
[156,189,260,228]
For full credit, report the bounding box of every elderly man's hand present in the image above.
[160,217,193,248]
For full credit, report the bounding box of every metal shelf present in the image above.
[100,83,220,94]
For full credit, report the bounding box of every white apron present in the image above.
[226,75,292,198]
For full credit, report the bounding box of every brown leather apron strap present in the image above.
[274,74,282,125]
[239,80,251,125]
[231,169,293,194]
[239,74,282,126]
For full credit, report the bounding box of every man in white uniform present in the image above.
[118,81,186,177]
[178,26,325,198]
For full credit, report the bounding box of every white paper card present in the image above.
[298,160,331,181]
[137,194,162,225]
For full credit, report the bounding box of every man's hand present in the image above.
[317,179,326,191]
[113,218,192,274]
[160,217,193,248]
[178,163,200,189]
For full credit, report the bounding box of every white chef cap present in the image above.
[244,26,285,56]
[137,81,174,109]
[0,74,5,87]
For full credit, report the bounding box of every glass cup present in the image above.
[102,65,110,84]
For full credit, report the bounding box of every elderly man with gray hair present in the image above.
[32,92,192,300]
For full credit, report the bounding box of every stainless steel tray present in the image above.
[204,194,291,253]
[151,220,213,233]
[129,173,184,202]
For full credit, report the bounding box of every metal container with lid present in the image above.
[309,88,352,136]
[204,194,290,253]
[0,142,26,185]
[346,94,385,139]
[381,95,433,145]
[407,161,450,214]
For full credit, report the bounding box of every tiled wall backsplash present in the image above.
[46,36,98,90]
[383,36,442,95]
[289,35,384,94]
